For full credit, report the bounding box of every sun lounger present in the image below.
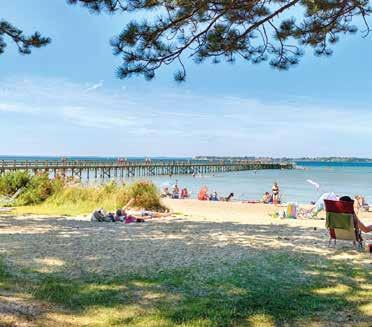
[324,199,363,249]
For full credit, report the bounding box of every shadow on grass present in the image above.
[0,215,371,326]
[1,253,371,326]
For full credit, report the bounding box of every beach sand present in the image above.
[1,200,371,278]
[1,200,372,326]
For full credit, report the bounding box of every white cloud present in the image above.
[85,80,104,92]
[0,76,371,157]
[62,106,136,129]
[0,102,40,114]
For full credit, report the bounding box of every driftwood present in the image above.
[0,188,23,205]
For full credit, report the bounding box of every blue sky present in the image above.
[1,0,372,157]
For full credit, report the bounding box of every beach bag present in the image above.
[107,213,115,222]
[92,209,106,222]
[287,203,297,219]
[278,210,286,219]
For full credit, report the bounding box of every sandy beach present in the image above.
[1,200,371,278]
[1,200,372,326]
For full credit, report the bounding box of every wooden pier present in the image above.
[0,159,293,179]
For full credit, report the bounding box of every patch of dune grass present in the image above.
[14,180,165,216]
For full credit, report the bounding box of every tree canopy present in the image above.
[2,1,371,81]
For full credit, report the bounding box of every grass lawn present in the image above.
[1,251,371,326]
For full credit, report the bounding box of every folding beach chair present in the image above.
[324,199,363,249]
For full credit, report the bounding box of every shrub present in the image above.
[16,173,64,206]
[0,171,31,196]
[125,181,164,211]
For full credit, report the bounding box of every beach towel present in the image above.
[326,212,353,230]
[125,215,137,224]
[287,203,297,219]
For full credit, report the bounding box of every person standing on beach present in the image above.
[272,182,280,204]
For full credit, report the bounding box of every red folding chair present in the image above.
[324,199,363,249]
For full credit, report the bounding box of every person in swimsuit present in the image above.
[272,182,280,203]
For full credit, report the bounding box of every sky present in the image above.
[1,0,372,158]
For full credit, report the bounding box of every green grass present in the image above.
[1,252,371,326]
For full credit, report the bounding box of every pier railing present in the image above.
[0,159,293,179]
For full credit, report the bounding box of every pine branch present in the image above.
[0,20,51,55]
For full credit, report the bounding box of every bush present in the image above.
[125,181,164,211]
[0,171,31,196]
[0,171,65,206]
[16,174,64,206]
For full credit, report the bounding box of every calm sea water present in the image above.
[135,162,372,204]
[1,157,372,204]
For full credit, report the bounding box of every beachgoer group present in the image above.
[161,181,190,199]
[92,198,170,224]
[259,182,281,204]
[197,186,234,202]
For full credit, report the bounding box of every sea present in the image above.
[1,156,372,204]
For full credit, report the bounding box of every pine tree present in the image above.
[2,1,371,81]
[0,20,50,55]
[68,0,371,81]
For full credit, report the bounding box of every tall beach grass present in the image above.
[0,172,164,216]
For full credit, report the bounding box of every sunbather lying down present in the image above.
[117,198,171,220]
[92,198,171,224]
[297,192,338,219]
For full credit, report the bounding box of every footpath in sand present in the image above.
[0,199,371,278]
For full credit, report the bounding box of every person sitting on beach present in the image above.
[261,192,272,204]
[209,191,219,201]
[297,192,338,219]
[354,195,369,212]
[161,186,172,198]
[198,186,208,201]
[180,188,189,199]
[339,196,372,233]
